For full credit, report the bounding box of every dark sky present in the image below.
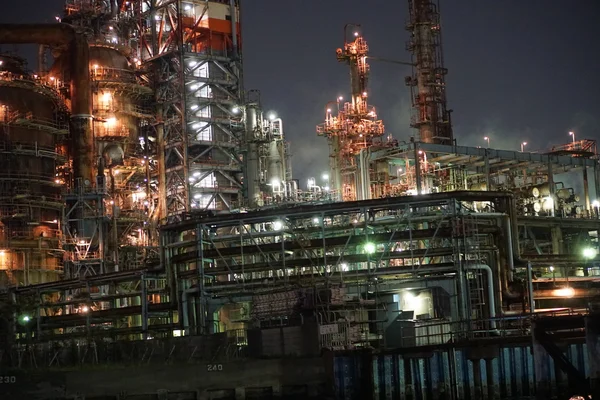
[3,1,599,185]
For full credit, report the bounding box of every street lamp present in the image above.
[521,142,527,152]
[322,173,329,181]
[483,136,490,147]
[569,131,575,144]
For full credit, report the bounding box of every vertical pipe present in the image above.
[229,0,239,59]
[141,274,148,339]
[156,105,167,220]
[330,138,343,198]
[244,105,261,207]
[197,224,206,334]
[69,35,93,186]
[527,261,535,313]
[484,150,490,190]
[584,168,590,211]
[37,45,46,74]
[414,143,422,194]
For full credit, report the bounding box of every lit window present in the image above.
[196,85,212,98]
[195,195,215,210]
[196,106,211,118]
[198,173,216,188]
[194,63,209,78]
[192,121,212,141]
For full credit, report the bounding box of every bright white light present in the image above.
[593,200,600,208]
[105,117,117,127]
[184,4,191,11]
[0,250,5,255]
[583,247,597,259]
[273,220,284,231]
[338,96,343,101]
[322,173,329,180]
[194,193,201,199]
[188,61,197,67]
[353,32,359,37]
[192,123,201,129]
[403,291,421,308]
[190,104,199,110]
[542,196,554,211]
[268,112,276,121]
[362,91,368,97]
[81,306,89,313]
[307,178,315,188]
[549,266,555,272]
[363,242,376,254]
[313,217,320,224]
[193,171,201,177]
[232,106,240,114]
[553,287,575,298]
[323,186,330,191]
[326,108,332,113]
[271,178,280,187]
[340,263,349,272]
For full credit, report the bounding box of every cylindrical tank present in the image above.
[531,183,551,198]
[267,140,283,184]
[0,54,65,286]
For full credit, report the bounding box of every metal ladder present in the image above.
[462,214,488,334]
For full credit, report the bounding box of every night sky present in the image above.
[2,1,599,186]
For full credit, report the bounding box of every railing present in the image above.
[226,329,248,346]
[389,309,588,349]
[0,71,68,105]
[91,66,137,84]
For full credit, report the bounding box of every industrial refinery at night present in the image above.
[0,1,599,399]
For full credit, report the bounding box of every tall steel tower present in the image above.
[405,0,453,145]
[317,26,384,202]
[135,0,244,221]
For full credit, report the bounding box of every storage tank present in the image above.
[0,54,67,286]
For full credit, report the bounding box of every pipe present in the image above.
[37,44,46,74]
[229,0,239,59]
[464,264,499,333]
[244,104,261,207]
[0,24,92,185]
[111,0,118,19]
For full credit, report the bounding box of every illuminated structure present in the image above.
[405,0,453,144]
[0,55,67,286]
[317,26,385,202]
[0,2,599,399]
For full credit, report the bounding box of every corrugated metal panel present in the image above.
[334,343,590,400]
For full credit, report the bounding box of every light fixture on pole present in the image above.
[521,142,527,152]
[569,131,575,144]
[483,136,490,147]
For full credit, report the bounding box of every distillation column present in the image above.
[405,0,453,145]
